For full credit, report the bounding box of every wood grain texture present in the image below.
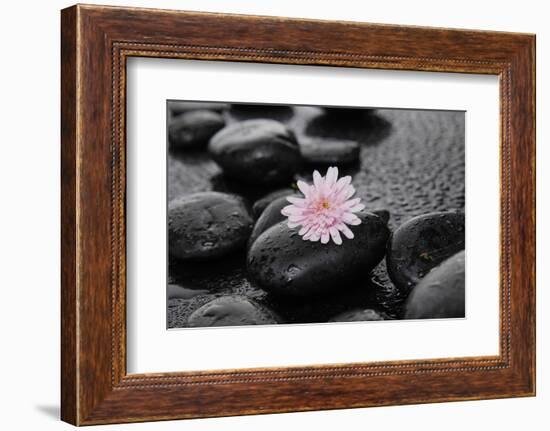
[60,4,536,425]
[60,6,78,425]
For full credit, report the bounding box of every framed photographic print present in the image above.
[61,4,536,425]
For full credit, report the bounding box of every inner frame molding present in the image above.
[117,45,509,380]
[61,4,535,425]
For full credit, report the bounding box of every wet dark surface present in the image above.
[404,250,466,319]
[167,103,465,328]
[386,212,465,292]
[247,211,389,298]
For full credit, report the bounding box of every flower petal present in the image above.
[334,176,351,193]
[309,231,320,242]
[325,166,338,187]
[340,197,362,209]
[288,214,308,223]
[313,170,323,191]
[286,196,306,206]
[321,231,330,244]
[303,229,314,240]
[333,182,355,203]
[297,180,311,197]
[343,213,361,225]
[281,205,303,216]
[329,227,342,245]
[349,203,365,212]
[338,223,355,239]
[343,185,356,200]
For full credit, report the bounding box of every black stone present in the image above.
[208,119,302,186]
[371,209,390,224]
[167,284,209,300]
[168,110,225,149]
[252,188,296,218]
[229,104,294,122]
[404,250,465,319]
[299,137,360,165]
[306,110,392,147]
[168,101,228,115]
[329,308,393,322]
[168,192,253,260]
[187,295,280,327]
[322,107,376,117]
[247,211,390,297]
[386,212,465,291]
[248,196,289,248]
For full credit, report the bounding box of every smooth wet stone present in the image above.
[299,137,360,165]
[229,104,294,122]
[404,250,465,319]
[252,188,296,218]
[168,110,225,149]
[322,107,376,117]
[187,296,280,327]
[167,284,209,300]
[247,211,390,297]
[168,101,228,115]
[329,308,393,322]
[386,212,465,291]
[168,192,253,260]
[209,119,302,186]
[371,209,390,224]
[248,196,289,247]
[306,111,392,147]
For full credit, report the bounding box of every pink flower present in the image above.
[281,167,365,245]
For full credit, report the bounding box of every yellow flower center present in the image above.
[321,199,330,209]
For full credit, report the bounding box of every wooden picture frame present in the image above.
[61,4,536,425]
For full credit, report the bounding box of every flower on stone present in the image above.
[281,167,365,245]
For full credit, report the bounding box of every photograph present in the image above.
[167,101,466,329]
